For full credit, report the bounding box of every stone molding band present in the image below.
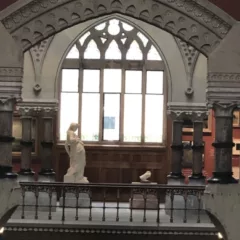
[0,166,18,179]
[212,142,235,148]
[0,136,15,142]
[192,144,204,150]
[20,140,33,146]
[38,168,55,176]
[41,141,54,147]
[18,168,35,176]
[171,144,183,150]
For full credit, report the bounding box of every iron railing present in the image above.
[11,182,211,226]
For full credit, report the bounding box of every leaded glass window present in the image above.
[60,19,165,144]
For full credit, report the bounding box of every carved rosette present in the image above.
[2,0,232,55]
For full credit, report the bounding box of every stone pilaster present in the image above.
[208,103,237,184]
[38,107,57,181]
[17,107,35,180]
[0,98,17,179]
[167,110,185,181]
[189,111,207,184]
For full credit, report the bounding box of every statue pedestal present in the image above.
[59,193,90,208]
[59,175,90,208]
[130,182,158,210]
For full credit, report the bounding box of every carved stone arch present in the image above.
[53,14,173,100]
[0,0,236,56]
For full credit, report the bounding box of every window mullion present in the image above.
[120,68,125,143]
[141,64,147,144]
[78,59,83,138]
[99,68,104,142]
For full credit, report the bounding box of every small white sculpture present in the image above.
[64,123,89,183]
[139,171,152,182]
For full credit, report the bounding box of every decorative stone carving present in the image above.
[30,36,54,95]
[207,73,240,104]
[64,123,88,183]
[175,37,200,97]
[2,0,233,55]
[0,67,23,100]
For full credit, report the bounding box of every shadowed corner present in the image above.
[205,210,227,240]
[0,206,18,232]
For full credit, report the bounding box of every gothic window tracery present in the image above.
[60,18,165,144]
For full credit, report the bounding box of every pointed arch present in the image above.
[1,0,235,56]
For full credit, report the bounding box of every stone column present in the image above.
[38,108,56,181]
[189,112,206,184]
[167,111,185,183]
[18,108,35,181]
[0,98,17,179]
[208,103,237,184]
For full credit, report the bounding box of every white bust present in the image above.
[64,123,89,183]
[139,171,152,182]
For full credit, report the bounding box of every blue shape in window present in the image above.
[104,117,115,129]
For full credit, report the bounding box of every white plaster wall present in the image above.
[21,14,208,104]
[191,54,208,103]
[22,52,35,99]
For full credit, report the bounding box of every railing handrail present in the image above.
[19,181,206,190]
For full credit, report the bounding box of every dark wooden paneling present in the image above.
[55,145,168,184]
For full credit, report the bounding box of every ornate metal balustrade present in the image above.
[11,182,211,227]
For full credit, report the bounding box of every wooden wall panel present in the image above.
[55,145,168,184]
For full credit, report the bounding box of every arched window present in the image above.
[60,19,165,144]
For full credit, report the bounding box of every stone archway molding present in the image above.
[0,0,236,56]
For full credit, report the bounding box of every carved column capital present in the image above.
[208,102,237,117]
[41,107,58,118]
[16,107,35,117]
[167,110,185,121]
[191,111,209,122]
[0,97,15,112]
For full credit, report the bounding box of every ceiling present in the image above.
[0,0,239,20]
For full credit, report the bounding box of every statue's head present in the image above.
[68,123,79,132]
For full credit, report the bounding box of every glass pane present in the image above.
[126,40,143,60]
[84,40,100,59]
[62,69,79,92]
[95,22,106,31]
[108,19,120,36]
[81,93,100,141]
[66,44,79,59]
[124,94,142,142]
[122,22,134,31]
[125,70,142,93]
[137,32,148,47]
[60,93,79,140]
[104,69,121,93]
[146,71,163,94]
[79,31,90,46]
[83,70,100,92]
[103,94,120,141]
[147,45,162,60]
[145,95,163,143]
[105,40,121,59]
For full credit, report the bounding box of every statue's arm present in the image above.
[64,140,70,156]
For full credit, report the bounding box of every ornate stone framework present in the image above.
[0,0,235,55]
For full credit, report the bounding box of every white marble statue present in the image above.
[139,171,151,182]
[64,123,89,183]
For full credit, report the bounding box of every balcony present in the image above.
[5,182,217,235]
